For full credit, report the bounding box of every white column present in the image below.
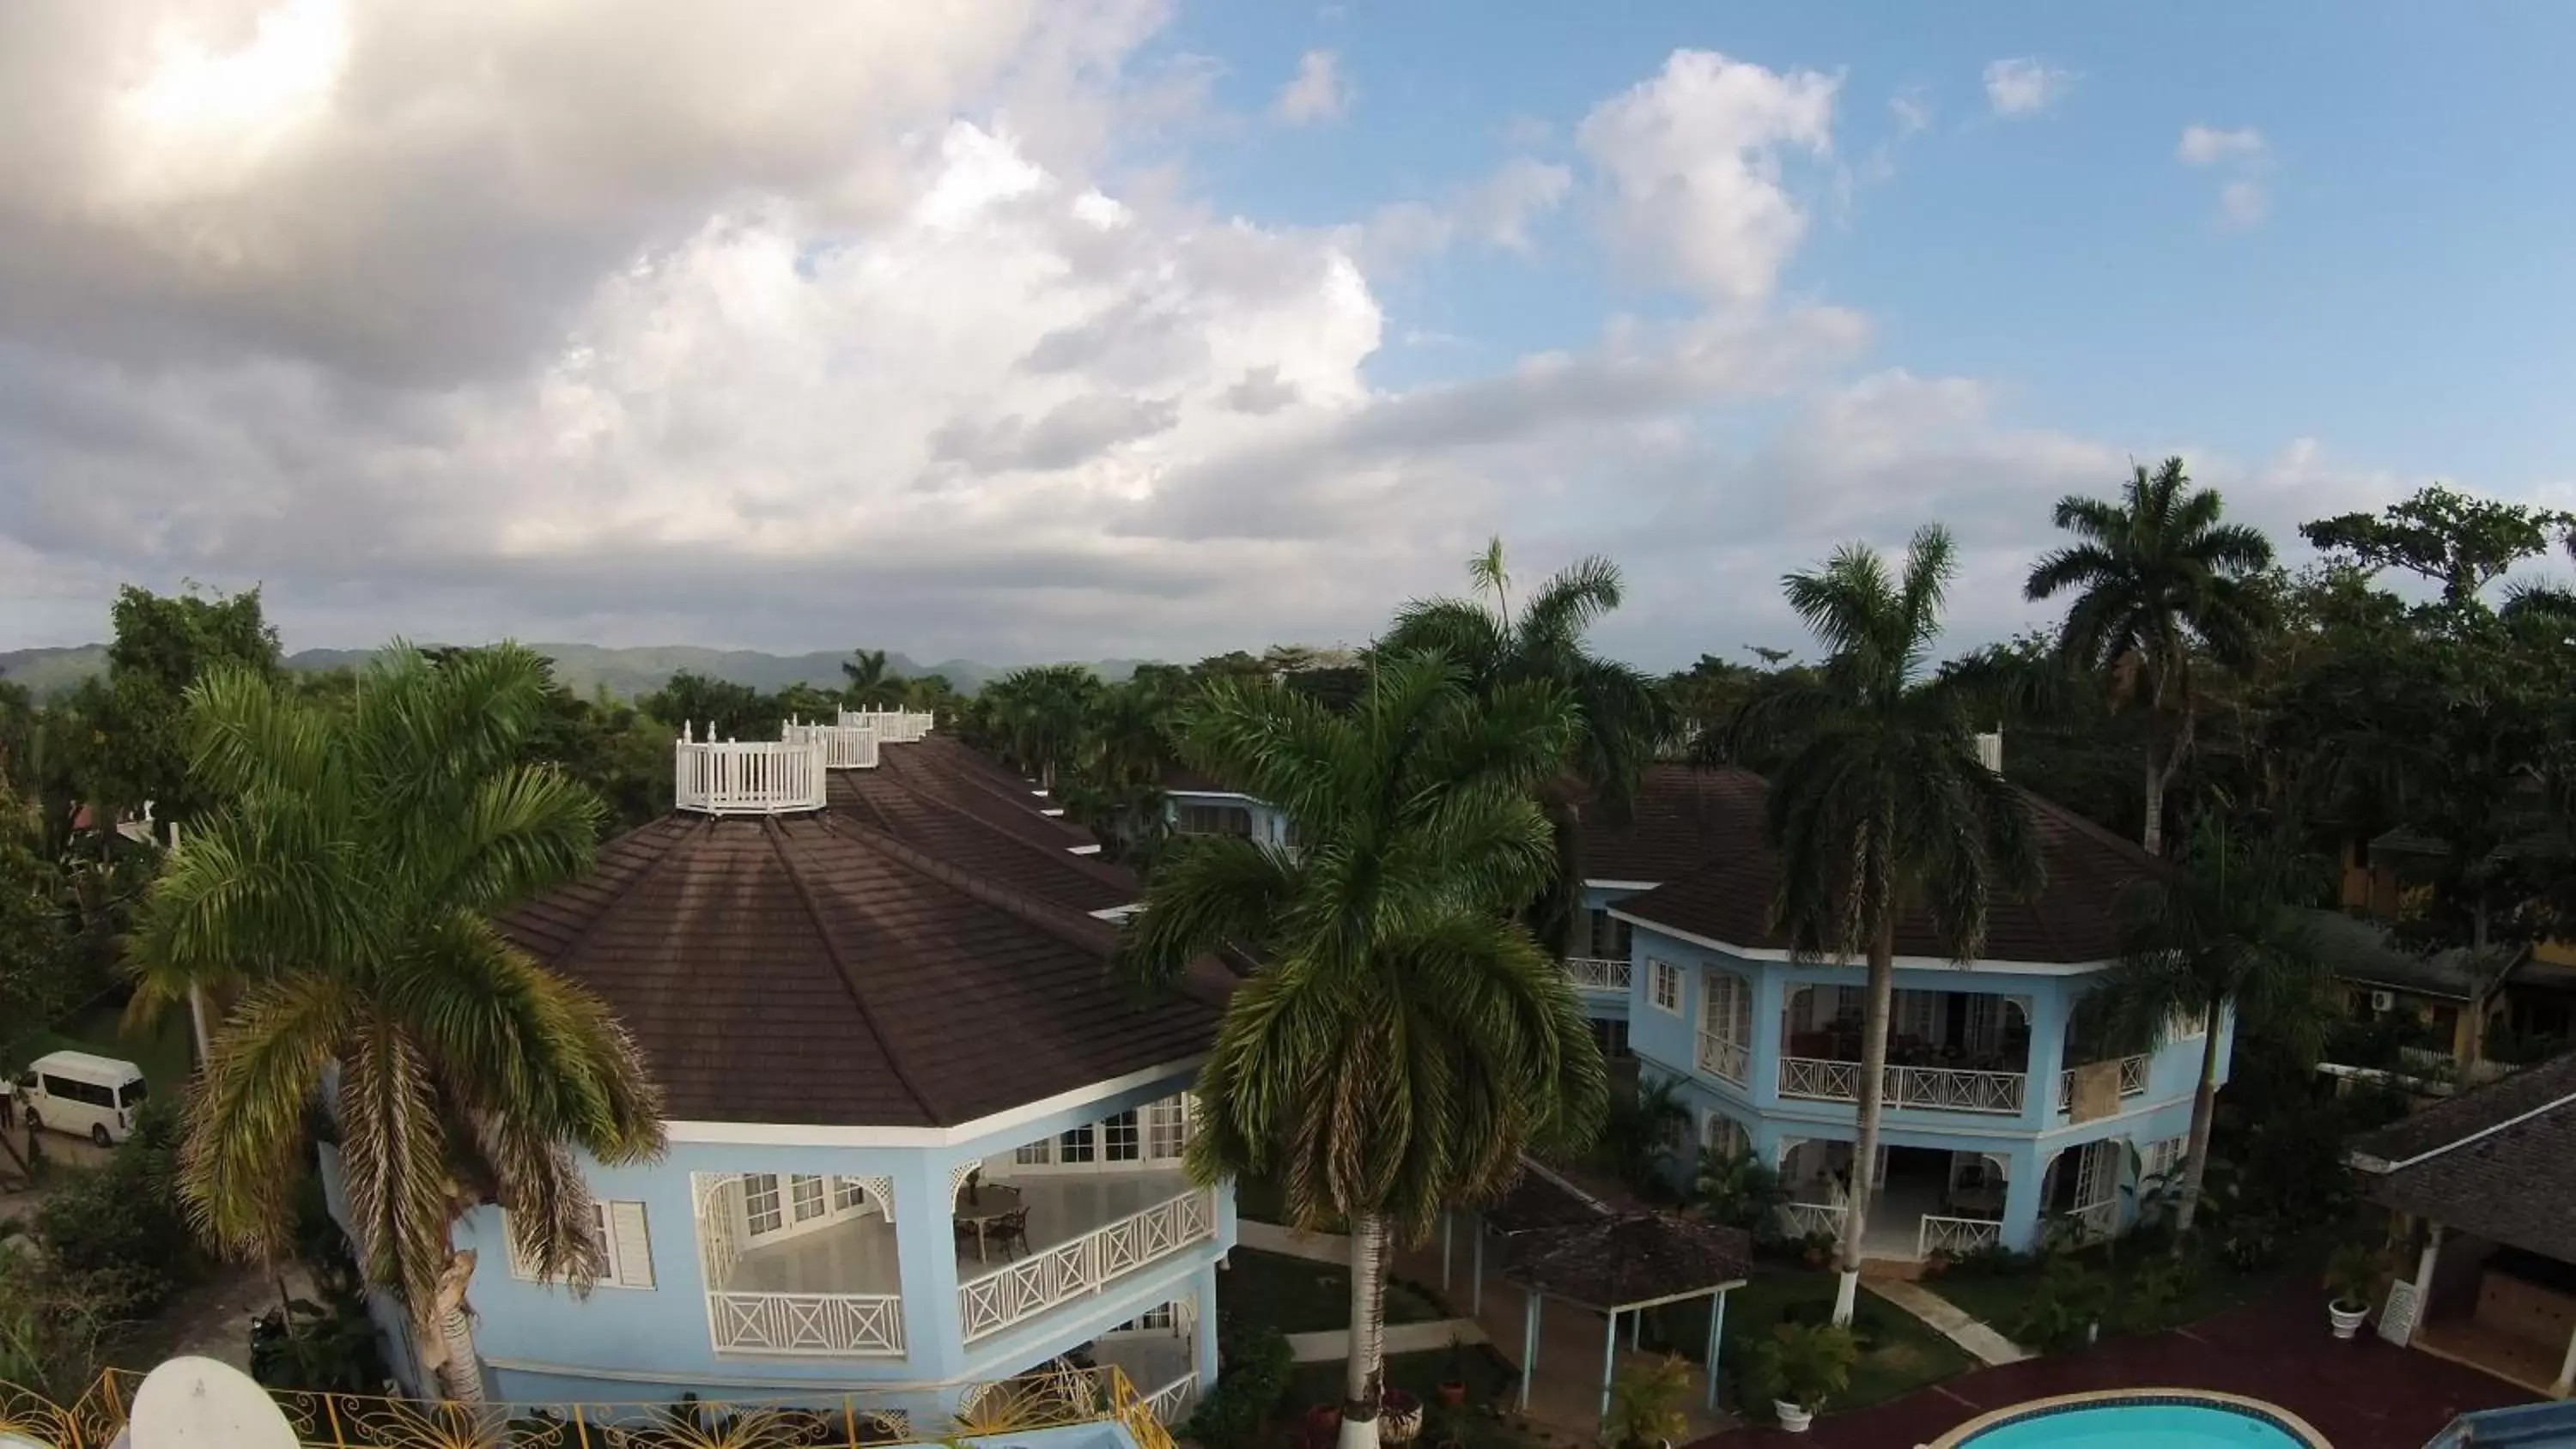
[2553,1319,2576,1397]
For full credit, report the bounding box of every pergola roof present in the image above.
[1503,1211,1754,1313]
[1481,1167,1613,1236]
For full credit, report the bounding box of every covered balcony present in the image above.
[1566,907,1634,995]
[1775,984,2034,1115]
[1774,1140,2012,1261]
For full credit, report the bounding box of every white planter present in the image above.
[2329,1301,2368,1339]
[1775,1401,1814,1434]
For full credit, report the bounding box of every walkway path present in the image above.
[1864,1280,2029,1367]
[1284,1319,1490,1364]
[1691,1287,2533,1449]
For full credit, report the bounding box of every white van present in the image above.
[14,1050,149,1147]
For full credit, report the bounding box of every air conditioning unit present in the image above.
[2371,990,2397,1013]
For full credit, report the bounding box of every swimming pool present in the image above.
[1928,1391,2328,1449]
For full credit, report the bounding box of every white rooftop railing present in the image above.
[783,718,881,770]
[674,727,827,815]
[840,708,934,743]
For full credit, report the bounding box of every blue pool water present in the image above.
[1962,1403,2305,1448]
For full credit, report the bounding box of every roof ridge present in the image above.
[759,815,943,1123]
[820,810,1125,962]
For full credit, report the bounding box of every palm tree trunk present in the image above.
[1833,917,1899,1326]
[2142,754,2166,859]
[2171,998,2224,1240]
[419,1243,486,1404]
[1339,1211,1389,1449]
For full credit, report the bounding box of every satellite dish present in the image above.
[0,1433,55,1449]
[127,1357,297,1449]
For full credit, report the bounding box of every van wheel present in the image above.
[90,1124,112,1149]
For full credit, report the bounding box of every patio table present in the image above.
[955,1184,1025,1263]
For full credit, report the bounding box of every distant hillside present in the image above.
[0,642,1151,700]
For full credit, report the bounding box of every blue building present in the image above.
[333,723,1236,1425]
[1177,751,2229,1264]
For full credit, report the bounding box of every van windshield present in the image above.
[120,1079,149,1106]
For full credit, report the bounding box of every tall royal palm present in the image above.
[2024,458,2274,856]
[126,646,665,1402]
[1121,656,1608,1449]
[1740,525,2039,1325]
[1381,538,1673,954]
[2083,816,2329,1239]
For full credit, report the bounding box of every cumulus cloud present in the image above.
[1355,155,1572,267]
[1983,58,2074,117]
[2178,124,2272,228]
[1576,49,1838,306]
[1273,49,1349,125]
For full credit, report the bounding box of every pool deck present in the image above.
[1692,1287,2537,1449]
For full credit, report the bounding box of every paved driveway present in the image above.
[1695,1287,2533,1449]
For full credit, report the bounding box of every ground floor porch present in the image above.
[1765,1135,2135,1263]
[2399,1224,2576,1399]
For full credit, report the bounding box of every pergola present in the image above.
[1500,1210,1753,1417]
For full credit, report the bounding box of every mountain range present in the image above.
[0,643,1148,700]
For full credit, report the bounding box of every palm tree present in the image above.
[2081,815,2330,1240]
[2025,458,2275,856]
[1121,655,1608,1449]
[1381,537,1673,954]
[125,645,665,1402]
[977,664,1103,788]
[840,647,908,710]
[1736,525,2040,1325]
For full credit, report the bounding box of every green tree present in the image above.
[0,776,70,1038]
[2024,458,2275,856]
[2080,816,2331,1238]
[2300,483,2576,613]
[839,648,908,709]
[639,669,775,741]
[1380,538,1673,954]
[125,645,665,1403]
[976,664,1103,789]
[1120,657,1607,1449]
[91,584,284,828]
[1736,525,2038,1325]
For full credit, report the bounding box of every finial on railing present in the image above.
[683,720,695,743]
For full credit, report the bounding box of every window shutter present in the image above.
[608,1202,655,1288]
[501,1213,539,1281]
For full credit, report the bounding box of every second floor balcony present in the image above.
[1770,983,2034,1115]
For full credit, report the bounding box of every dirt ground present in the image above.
[0,1124,308,1374]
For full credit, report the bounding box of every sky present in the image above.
[3,1,2572,670]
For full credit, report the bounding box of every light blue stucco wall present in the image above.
[1619,918,2235,1252]
[326,1065,1234,1410]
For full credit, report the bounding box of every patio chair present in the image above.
[995,1208,1032,1259]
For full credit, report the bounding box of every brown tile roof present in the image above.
[1576,764,1771,882]
[495,810,1218,1129]
[1610,779,2161,964]
[1503,1212,1754,1309]
[826,768,1138,917]
[879,737,1098,852]
[2351,1052,2576,1263]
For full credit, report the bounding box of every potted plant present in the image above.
[1754,1321,1856,1434]
[1601,1355,1691,1449]
[1437,1335,1469,1407]
[1306,1401,1343,1442]
[1382,1387,1425,1445]
[2324,1242,2385,1340]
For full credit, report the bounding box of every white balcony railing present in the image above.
[675,737,828,815]
[1564,956,1632,991]
[2054,1053,2153,1113]
[1917,1214,2002,1258]
[1141,1373,1200,1426]
[1696,1031,1750,1086]
[1775,1201,1847,1240]
[841,708,934,743]
[1777,1056,2026,1115]
[957,1188,1218,1343]
[707,1290,905,1356]
[783,719,881,770]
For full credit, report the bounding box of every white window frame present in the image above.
[832,1176,871,1213]
[1701,1112,1751,1161]
[1649,958,1684,1016]
[790,1173,827,1223]
[505,1200,653,1289]
[1700,969,1751,1048]
[743,1173,784,1237]
[996,1095,1194,1176]
[1103,1109,1142,1163]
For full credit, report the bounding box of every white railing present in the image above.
[1776,1056,2026,1114]
[1564,956,1632,991]
[2055,1054,2153,1113]
[783,719,881,770]
[1917,1214,2002,1258]
[1776,1201,1847,1240]
[841,708,935,743]
[706,1291,905,1355]
[675,737,828,815]
[957,1188,1217,1342]
[1140,1373,1200,1426]
[1696,1031,1749,1086]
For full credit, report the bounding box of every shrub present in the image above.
[1184,1321,1293,1449]
[1692,1149,1788,1237]
[1601,1355,1691,1449]
[28,1098,203,1319]
[1752,1322,1857,1413]
[2012,1258,2113,1352]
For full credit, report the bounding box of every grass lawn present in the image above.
[1927,1244,2304,1348]
[1219,1247,1449,1336]
[2,997,194,1098]
[1639,1266,1976,1415]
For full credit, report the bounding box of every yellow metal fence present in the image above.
[1,1362,1178,1449]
